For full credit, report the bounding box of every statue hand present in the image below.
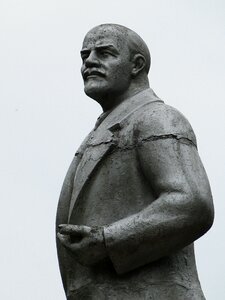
[57,224,107,266]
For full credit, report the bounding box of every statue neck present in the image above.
[100,78,150,112]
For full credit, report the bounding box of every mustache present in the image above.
[82,69,106,80]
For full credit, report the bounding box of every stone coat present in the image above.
[56,88,213,299]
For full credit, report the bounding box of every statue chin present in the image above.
[85,89,101,101]
[84,85,108,102]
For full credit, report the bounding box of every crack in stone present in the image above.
[86,141,114,149]
[86,134,197,151]
[140,134,197,148]
[117,134,197,151]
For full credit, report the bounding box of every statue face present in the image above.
[81,27,133,102]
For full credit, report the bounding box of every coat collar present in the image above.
[68,88,163,222]
[99,88,162,131]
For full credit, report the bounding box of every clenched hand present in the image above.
[57,224,107,266]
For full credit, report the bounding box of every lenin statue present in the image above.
[56,24,214,299]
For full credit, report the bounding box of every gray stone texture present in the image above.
[56,24,214,299]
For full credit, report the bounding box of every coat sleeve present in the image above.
[103,104,214,274]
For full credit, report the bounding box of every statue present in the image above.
[56,24,214,299]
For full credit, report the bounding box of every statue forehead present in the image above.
[82,26,127,49]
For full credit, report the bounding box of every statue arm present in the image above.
[103,107,214,274]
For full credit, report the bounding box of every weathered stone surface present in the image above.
[56,24,214,299]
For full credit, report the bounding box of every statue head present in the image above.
[81,24,151,111]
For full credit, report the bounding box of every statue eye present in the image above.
[99,50,111,58]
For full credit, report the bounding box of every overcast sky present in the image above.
[1,1,225,299]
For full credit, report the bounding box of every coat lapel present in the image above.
[56,131,93,224]
[68,88,163,222]
[68,127,117,221]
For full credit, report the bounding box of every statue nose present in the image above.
[85,51,99,67]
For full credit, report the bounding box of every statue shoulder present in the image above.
[135,102,197,146]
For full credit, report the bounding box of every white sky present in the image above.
[1,1,225,299]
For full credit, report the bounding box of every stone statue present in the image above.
[56,24,214,299]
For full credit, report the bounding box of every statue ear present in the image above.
[131,54,146,77]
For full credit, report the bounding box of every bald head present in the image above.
[84,24,151,74]
[81,24,150,110]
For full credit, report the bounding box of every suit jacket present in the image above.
[56,88,209,299]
